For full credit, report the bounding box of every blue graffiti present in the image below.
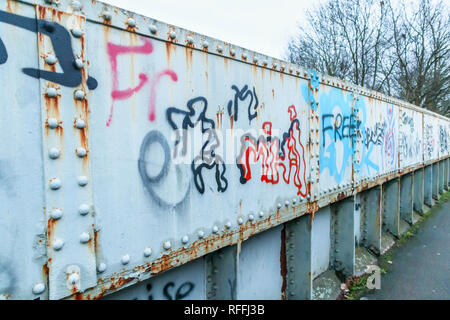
[302,70,320,112]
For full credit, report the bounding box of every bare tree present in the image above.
[285,0,450,116]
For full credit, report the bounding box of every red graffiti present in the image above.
[106,37,178,126]
[237,105,307,197]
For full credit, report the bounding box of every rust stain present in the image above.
[6,0,19,13]
[185,47,193,71]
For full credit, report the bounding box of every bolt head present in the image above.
[49,148,60,160]
[225,221,232,229]
[163,241,172,250]
[78,176,88,187]
[169,31,177,40]
[202,41,209,49]
[121,254,130,265]
[79,232,90,244]
[97,263,107,273]
[53,239,64,251]
[71,28,83,38]
[181,236,189,244]
[230,49,236,56]
[74,58,84,69]
[217,46,223,53]
[212,225,219,233]
[32,283,46,295]
[76,148,87,158]
[186,36,194,45]
[78,204,90,216]
[48,118,59,129]
[68,273,80,285]
[198,230,205,239]
[46,88,58,98]
[149,24,158,34]
[45,55,57,65]
[74,90,85,101]
[50,178,62,190]
[103,11,112,21]
[143,247,152,257]
[127,18,136,28]
[259,211,264,218]
[237,217,244,225]
[75,118,86,129]
[50,208,63,220]
[248,214,255,221]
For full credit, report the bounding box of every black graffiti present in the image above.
[227,85,258,123]
[401,112,415,132]
[145,282,194,300]
[167,96,228,194]
[440,125,448,153]
[322,113,362,147]
[138,130,189,208]
[0,10,97,90]
[364,123,385,148]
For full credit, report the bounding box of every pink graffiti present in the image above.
[149,70,178,122]
[106,37,178,126]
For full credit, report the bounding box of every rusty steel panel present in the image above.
[0,0,449,300]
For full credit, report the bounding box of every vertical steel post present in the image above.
[432,163,440,200]
[445,158,450,190]
[205,246,238,300]
[424,165,434,207]
[330,198,355,277]
[413,169,425,214]
[285,214,313,300]
[360,186,382,255]
[438,161,445,194]
[382,178,400,237]
[400,173,414,224]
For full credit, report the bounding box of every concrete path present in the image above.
[366,199,450,300]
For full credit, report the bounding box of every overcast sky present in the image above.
[101,0,315,60]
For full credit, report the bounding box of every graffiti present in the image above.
[424,124,435,159]
[399,112,421,164]
[138,130,190,208]
[167,97,228,194]
[440,125,448,154]
[384,105,396,168]
[236,105,307,197]
[105,38,178,126]
[146,282,195,300]
[0,10,97,90]
[227,85,259,123]
[363,123,385,148]
[321,112,362,148]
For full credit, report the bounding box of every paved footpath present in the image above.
[366,199,450,300]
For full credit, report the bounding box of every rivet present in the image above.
[237,217,244,225]
[50,208,62,220]
[71,28,83,38]
[259,211,264,218]
[121,254,130,265]
[186,36,194,45]
[292,198,297,204]
[32,283,46,295]
[71,0,82,11]
[74,58,84,69]
[78,176,88,187]
[68,273,80,286]
[127,18,136,28]
[230,49,236,56]
[50,178,62,190]
[181,235,189,244]
[45,55,57,65]
[263,60,268,66]
[44,0,54,4]
[285,201,290,207]
[76,147,87,158]
[253,56,258,63]
[273,63,278,69]
[202,41,209,49]
[198,230,205,239]
[46,88,58,98]
[74,90,85,101]
[97,263,107,273]
[78,204,90,216]
[144,247,152,257]
[53,239,64,251]
[212,225,219,233]
[225,221,232,229]
[163,241,172,250]
[169,31,177,40]
[217,46,223,53]
[48,118,59,129]
[149,24,158,34]
[103,11,112,21]
[248,214,255,221]
[49,148,60,160]
[277,203,282,209]
[75,118,86,129]
[79,232,90,244]
[242,53,247,60]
